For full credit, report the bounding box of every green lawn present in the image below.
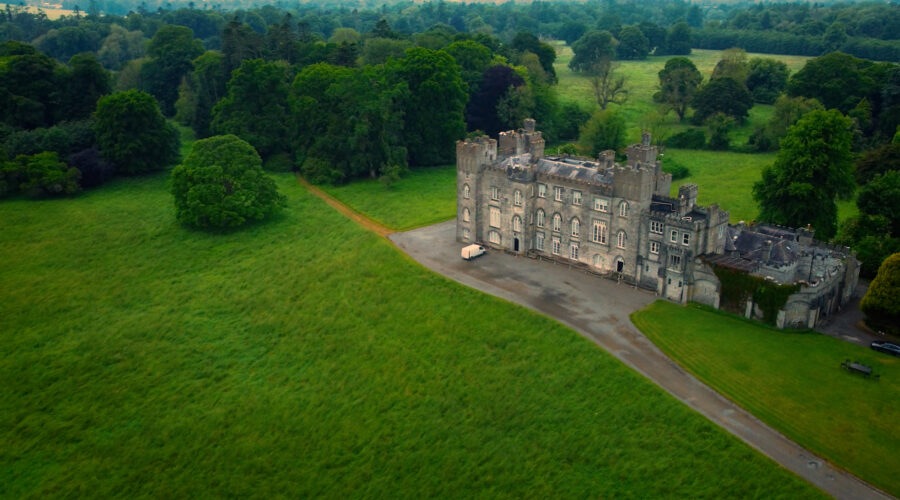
[664,149,858,224]
[0,172,824,498]
[632,301,900,498]
[553,44,810,146]
[320,165,457,230]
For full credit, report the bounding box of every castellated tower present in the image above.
[456,135,497,243]
[625,131,670,197]
[498,118,545,159]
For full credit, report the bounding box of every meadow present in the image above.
[632,301,900,498]
[320,165,457,231]
[552,44,811,146]
[0,170,824,498]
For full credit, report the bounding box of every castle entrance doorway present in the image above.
[514,238,519,252]
[616,260,624,273]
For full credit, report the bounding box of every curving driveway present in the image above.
[389,220,893,500]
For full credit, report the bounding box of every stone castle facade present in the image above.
[457,119,859,328]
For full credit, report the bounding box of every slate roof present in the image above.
[727,227,797,267]
[535,156,613,186]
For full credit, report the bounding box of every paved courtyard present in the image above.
[390,220,891,500]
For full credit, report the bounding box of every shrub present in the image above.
[171,134,286,229]
[666,128,706,149]
[662,159,690,180]
[67,147,116,188]
[10,152,81,197]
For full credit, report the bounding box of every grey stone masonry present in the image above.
[456,120,858,328]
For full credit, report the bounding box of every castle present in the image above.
[456,119,859,329]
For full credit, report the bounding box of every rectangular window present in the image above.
[572,190,582,206]
[569,244,578,260]
[552,237,561,255]
[491,186,500,201]
[536,233,545,251]
[650,241,659,254]
[683,233,691,246]
[670,255,682,268]
[593,198,608,212]
[650,221,663,234]
[538,183,547,198]
[490,207,500,228]
[554,186,563,202]
[670,230,678,243]
[592,221,607,244]
[489,230,500,245]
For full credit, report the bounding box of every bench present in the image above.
[841,360,880,380]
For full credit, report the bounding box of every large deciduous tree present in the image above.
[211,58,290,158]
[746,58,789,104]
[141,25,204,116]
[692,77,753,124]
[616,26,649,60]
[788,52,877,114]
[860,252,900,335]
[579,109,626,156]
[465,64,525,137]
[63,52,111,120]
[568,30,616,73]
[662,21,692,55]
[171,134,285,229]
[94,90,180,174]
[395,47,467,165]
[655,57,702,121]
[753,109,855,239]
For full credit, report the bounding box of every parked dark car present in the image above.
[870,341,900,357]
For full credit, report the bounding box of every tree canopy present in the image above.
[656,57,702,122]
[753,109,855,239]
[93,90,180,174]
[860,252,900,335]
[171,134,285,228]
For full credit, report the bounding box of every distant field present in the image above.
[0,3,77,19]
[320,165,457,231]
[553,44,811,146]
[0,172,823,497]
[632,301,900,498]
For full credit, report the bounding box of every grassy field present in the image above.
[0,170,825,497]
[663,149,858,223]
[632,301,900,498]
[320,165,457,230]
[553,44,811,146]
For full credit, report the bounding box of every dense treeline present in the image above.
[5,0,900,62]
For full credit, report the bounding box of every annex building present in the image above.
[456,119,860,329]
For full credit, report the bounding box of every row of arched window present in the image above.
[466,206,629,249]
[463,183,630,218]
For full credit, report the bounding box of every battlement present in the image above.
[457,135,497,171]
[498,119,545,159]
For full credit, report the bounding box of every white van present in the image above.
[461,244,486,260]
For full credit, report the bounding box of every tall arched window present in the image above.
[536,209,545,227]
[570,218,580,238]
[592,221,607,244]
[619,201,629,217]
[552,213,562,232]
[462,207,470,222]
[514,190,522,206]
[617,230,627,249]
[463,184,470,199]
[513,215,522,232]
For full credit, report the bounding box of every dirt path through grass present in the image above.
[296,173,394,238]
